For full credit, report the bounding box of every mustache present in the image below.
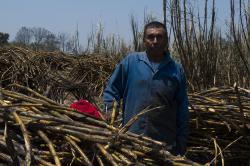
[149,45,164,49]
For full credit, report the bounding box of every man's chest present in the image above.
[127,63,179,100]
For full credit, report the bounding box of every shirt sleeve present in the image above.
[103,58,128,111]
[175,65,189,155]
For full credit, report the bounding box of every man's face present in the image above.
[144,27,167,54]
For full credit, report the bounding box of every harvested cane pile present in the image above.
[0,84,198,166]
[0,46,114,103]
[1,46,250,165]
[187,86,250,165]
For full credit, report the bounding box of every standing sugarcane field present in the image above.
[0,0,250,166]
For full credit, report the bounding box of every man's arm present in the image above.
[103,58,128,116]
[175,66,189,156]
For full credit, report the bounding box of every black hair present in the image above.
[143,21,167,40]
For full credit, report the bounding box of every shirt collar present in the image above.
[138,51,172,66]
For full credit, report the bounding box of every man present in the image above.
[103,21,189,156]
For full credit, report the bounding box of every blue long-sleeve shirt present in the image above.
[103,52,189,155]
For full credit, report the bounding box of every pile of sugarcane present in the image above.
[0,46,115,102]
[0,84,198,166]
[1,46,250,165]
[187,86,250,165]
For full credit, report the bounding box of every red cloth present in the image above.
[70,99,101,119]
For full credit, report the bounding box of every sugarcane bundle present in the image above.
[0,46,115,103]
[0,84,199,166]
[1,46,250,165]
[187,86,250,165]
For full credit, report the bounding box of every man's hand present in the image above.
[103,100,119,125]
[104,110,112,123]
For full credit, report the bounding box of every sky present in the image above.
[1,0,230,46]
